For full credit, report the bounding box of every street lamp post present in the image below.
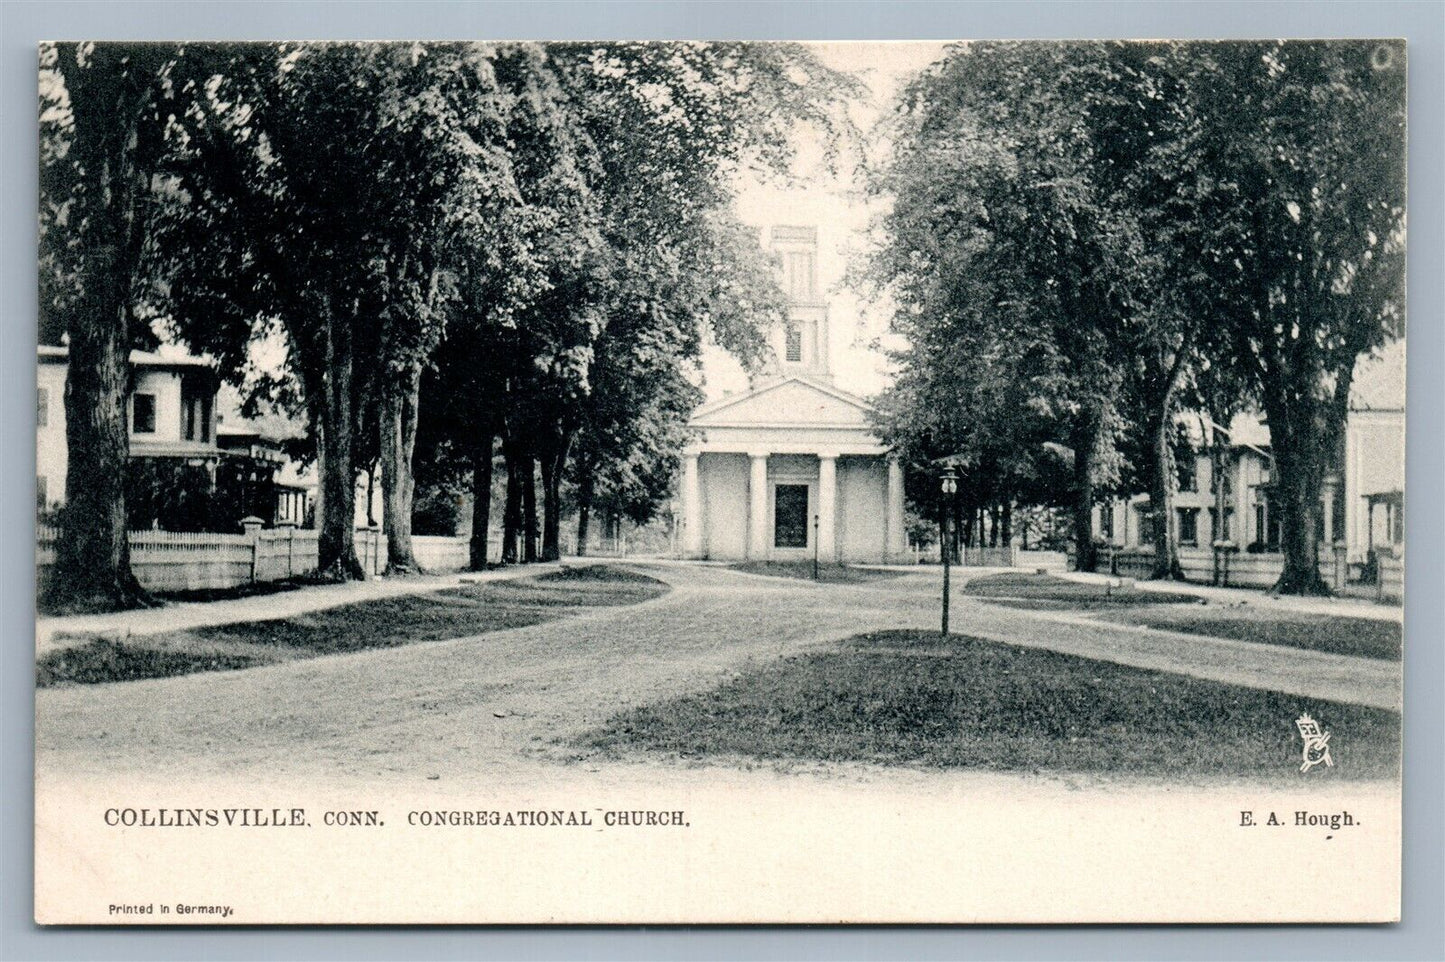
[812,514,820,581]
[940,466,959,637]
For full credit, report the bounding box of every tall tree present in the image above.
[151,43,528,580]
[38,42,179,611]
[867,41,1140,572]
[1193,41,1406,594]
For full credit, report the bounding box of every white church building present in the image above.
[677,226,906,564]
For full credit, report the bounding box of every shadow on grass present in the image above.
[38,566,668,688]
[1092,609,1402,661]
[729,560,907,584]
[963,571,1203,609]
[583,629,1399,781]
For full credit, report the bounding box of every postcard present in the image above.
[35,38,1404,923]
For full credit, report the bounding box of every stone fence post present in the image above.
[241,516,265,583]
[1332,540,1349,591]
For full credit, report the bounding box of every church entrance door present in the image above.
[774,484,809,548]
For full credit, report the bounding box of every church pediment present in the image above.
[690,377,874,429]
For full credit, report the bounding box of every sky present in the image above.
[697,41,949,402]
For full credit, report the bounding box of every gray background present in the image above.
[2,2,1440,959]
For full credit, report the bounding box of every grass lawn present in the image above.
[584,629,1399,780]
[38,566,667,687]
[1093,609,1402,661]
[730,560,906,584]
[963,571,1203,609]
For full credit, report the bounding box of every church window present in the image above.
[785,326,802,363]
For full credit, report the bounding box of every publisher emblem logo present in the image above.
[1296,713,1334,773]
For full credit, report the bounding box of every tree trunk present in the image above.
[468,438,494,571]
[47,298,149,612]
[1148,408,1185,581]
[379,364,423,574]
[989,504,1000,547]
[501,438,521,564]
[522,454,539,563]
[1147,338,1193,580]
[315,297,365,582]
[1271,433,1331,595]
[1071,412,1099,573]
[1001,501,1012,547]
[575,469,594,558]
[1212,436,1229,586]
[365,461,376,527]
[539,438,570,563]
[43,47,159,613]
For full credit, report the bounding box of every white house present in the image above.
[38,344,220,513]
[678,226,906,563]
[1094,338,1405,571]
[37,344,310,529]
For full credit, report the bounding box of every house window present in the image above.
[1209,460,1232,496]
[1252,489,1281,551]
[1177,507,1199,546]
[1098,502,1114,540]
[1210,506,1235,542]
[37,387,48,427]
[1135,505,1154,545]
[774,484,809,548]
[132,393,157,434]
[36,476,46,511]
[784,326,803,363]
[182,386,212,442]
[1177,455,1198,492]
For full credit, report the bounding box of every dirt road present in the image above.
[35,563,1399,792]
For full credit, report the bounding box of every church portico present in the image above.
[679,224,905,564]
[679,380,906,563]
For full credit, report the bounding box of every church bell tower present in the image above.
[765,225,831,384]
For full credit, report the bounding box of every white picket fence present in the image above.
[1102,544,1402,601]
[906,544,1068,570]
[36,524,479,593]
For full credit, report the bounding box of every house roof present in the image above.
[38,344,217,373]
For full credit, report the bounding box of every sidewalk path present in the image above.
[1051,569,1402,622]
[36,563,1400,788]
[35,562,560,654]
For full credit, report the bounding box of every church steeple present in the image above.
[767,225,831,383]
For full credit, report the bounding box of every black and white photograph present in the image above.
[33,35,1407,924]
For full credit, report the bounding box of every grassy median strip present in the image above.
[585,629,1399,780]
[38,566,667,687]
[1091,608,1402,661]
[963,571,1203,609]
[729,560,907,584]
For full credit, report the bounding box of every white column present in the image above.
[817,454,837,562]
[748,452,769,560]
[886,456,906,561]
[681,452,702,557]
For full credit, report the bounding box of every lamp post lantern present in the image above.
[940,465,959,637]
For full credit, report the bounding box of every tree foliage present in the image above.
[866,40,1404,592]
